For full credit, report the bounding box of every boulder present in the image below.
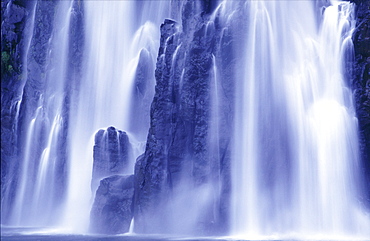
[90,174,134,234]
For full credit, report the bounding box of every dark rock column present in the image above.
[92,126,133,190]
[90,126,135,234]
[133,18,180,233]
[351,0,370,205]
[133,1,237,234]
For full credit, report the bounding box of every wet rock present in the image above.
[133,2,235,234]
[90,174,134,234]
[133,18,180,233]
[1,0,37,224]
[92,126,133,190]
[351,0,370,204]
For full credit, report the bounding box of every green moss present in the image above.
[1,51,17,77]
[2,51,10,64]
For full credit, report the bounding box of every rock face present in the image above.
[351,0,370,204]
[1,0,83,224]
[90,175,134,234]
[133,1,236,235]
[1,0,32,223]
[92,126,133,191]
[1,0,85,224]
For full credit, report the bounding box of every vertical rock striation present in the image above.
[133,0,236,235]
[1,0,35,223]
[90,126,134,234]
[92,126,133,191]
[1,0,85,224]
[352,0,370,204]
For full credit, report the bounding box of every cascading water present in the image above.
[230,0,370,238]
[9,1,74,226]
[60,1,170,232]
[1,0,370,239]
[3,0,170,233]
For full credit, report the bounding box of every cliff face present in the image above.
[1,0,37,222]
[1,0,85,224]
[352,0,370,203]
[133,1,236,235]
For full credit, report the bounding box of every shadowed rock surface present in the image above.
[90,174,134,234]
[1,0,32,223]
[92,126,133,191]
[351,0,370,204]
[133,1,236,234]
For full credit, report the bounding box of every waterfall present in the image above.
[3,0,170,232]
[1,0,369,238]
[61,1,170,232]
[9,1,74,226]
[230,0,369,238]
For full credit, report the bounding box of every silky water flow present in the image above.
[9,1,74,226]
[4,0,170,233]
[2,0,370,239]
[63,1,169,232]
[229,0,370,239]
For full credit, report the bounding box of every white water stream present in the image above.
[4,0,369,238]
[8,0,170,232]
[229,0,369,238]
[62,1,170,232]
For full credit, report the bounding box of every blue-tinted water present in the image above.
[1,227,214,241]
[2,227,369,241]
[1,227,223,241]
[1,234,220,241]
